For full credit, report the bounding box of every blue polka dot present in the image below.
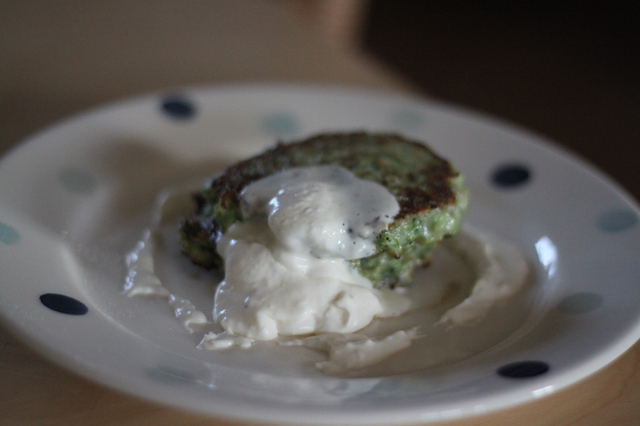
[491,164,531,188]
[262,112,299,137]
[40,293,88,315]
[59,168,96,194]
[145,366,197,385]
[0,222,20,245]
[389,108,425,128]
[161,96,196,119]
[557,292,603,315]
[498,361,549,378]
[597,209,638,233]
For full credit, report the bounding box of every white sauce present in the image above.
[282,329,419,375]
[123,193,213,334]
[210,165,409,344]
[123,165,530,375]
[124,229,170,298]
[438,230,529,326]
[240,166,399,260]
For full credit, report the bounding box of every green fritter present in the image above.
[179,132,468,287]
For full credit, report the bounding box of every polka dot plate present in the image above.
[0,85,639,425]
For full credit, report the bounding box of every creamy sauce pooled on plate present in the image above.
[123,165,529,375]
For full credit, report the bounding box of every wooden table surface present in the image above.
[1,1,638,425]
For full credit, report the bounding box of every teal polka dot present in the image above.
[557,293,603,315]
[59,168,97,194]
[0,222,20,245]
[389,108,425,129]
[262,112,299,137]
[145,366,197,386]
[597,209,638,232]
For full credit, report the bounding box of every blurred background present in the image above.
[283,0,640,199]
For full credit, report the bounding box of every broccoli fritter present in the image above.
[179,132,468,287]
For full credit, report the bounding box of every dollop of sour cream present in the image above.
[209,165,410,343]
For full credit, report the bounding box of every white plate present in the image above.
[1,85,639,425]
